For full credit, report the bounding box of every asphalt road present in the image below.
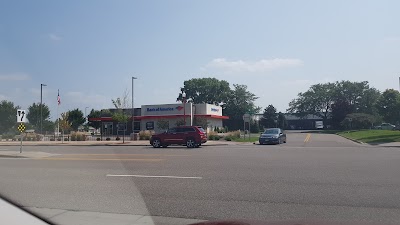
[1,132,400,224]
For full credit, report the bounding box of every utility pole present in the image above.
[40,83,47,136]
[132,77,137,138]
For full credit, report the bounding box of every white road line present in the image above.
[106,174,203,179]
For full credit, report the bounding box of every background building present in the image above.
[88,103,228,135]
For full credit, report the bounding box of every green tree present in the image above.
[26,103,51,130]
[375,89,400,124]
[42,120,55,133]
[341,113,377,129]
[67,109,86,131]
[87,109,102,133]
[250,121,261,133]
[224,84,260,130]
[177,78,231,105]
[277,112,287,129]
[156,119,170,130]
[288,83,336,124]
[0,100,20,134]
[261,105,277,128]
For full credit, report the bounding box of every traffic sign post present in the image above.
[243,113,251,140]
[17,110,27,123]
[16,110,27,153]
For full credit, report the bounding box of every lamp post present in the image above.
[85,107,89,123]
[40,83,47,136]
[132,77,137,137]
[182,92,186,125]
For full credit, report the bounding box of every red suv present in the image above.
[150,126,207,148]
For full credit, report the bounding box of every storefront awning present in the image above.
[89,114,229,122]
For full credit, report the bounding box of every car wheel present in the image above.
[186,138,196,148]
[194,144,200,148]
[152,139,161,148]
[284,139,287,143]
[278,138,282,145]
[162,144,168,148]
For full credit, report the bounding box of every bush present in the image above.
[64,138,69,141]
[57,138,61,141]
[50,138,55,141]
[116,137,121,141]
[225,136,232,141]
[139,130,153,140]
[208,131,219,140]
[226,131,240,139]
[1,133,15,140]
[70,132,86,141]
[96,137,101,141]
[213,135,221,140]
[106,137,111,141]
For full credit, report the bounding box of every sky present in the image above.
[1,0,400,120]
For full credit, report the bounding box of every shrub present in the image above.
[106,137,111,141]
[213,135,221,140]
[96,137,101,141]
[226,130,240,139]
[139,130,153,140]
[64,138,69,141]
[116,137,121,141]
[1,133,15,140]
[50,138,55,141]
[70,132,86,141]
[208,131,218,140]
[57,138,61,141]
[225,136,232,141]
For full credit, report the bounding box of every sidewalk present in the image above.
[0,140,231,146]
[371,142,400,147]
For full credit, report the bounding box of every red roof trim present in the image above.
[89,114,229,121]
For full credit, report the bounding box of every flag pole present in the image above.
[57,89,60,138]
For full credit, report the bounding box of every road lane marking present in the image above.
[106,174,203,179]
[37,158,165,162]
[304,134,311,143]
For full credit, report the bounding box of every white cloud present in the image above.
[205,58,303,73]
[0,73,30,81]
[49,33,62,41]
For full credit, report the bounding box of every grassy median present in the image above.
[337,130,400,143]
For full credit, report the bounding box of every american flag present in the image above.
[57,89,61,105]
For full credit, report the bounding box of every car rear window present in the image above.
[181,127,195,132]
[197,127,206,133]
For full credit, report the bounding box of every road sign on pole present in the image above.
[243,113,251,123]
[17,110,27,123]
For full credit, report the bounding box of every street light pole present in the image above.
[85,107,89,123]
[182,92,186,125]
[132,77,137,138]
[40,84,47,136]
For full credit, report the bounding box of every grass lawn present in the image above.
[337,130,400,143]
[231,136,259,142]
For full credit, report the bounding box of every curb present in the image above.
[336,133,366,145]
